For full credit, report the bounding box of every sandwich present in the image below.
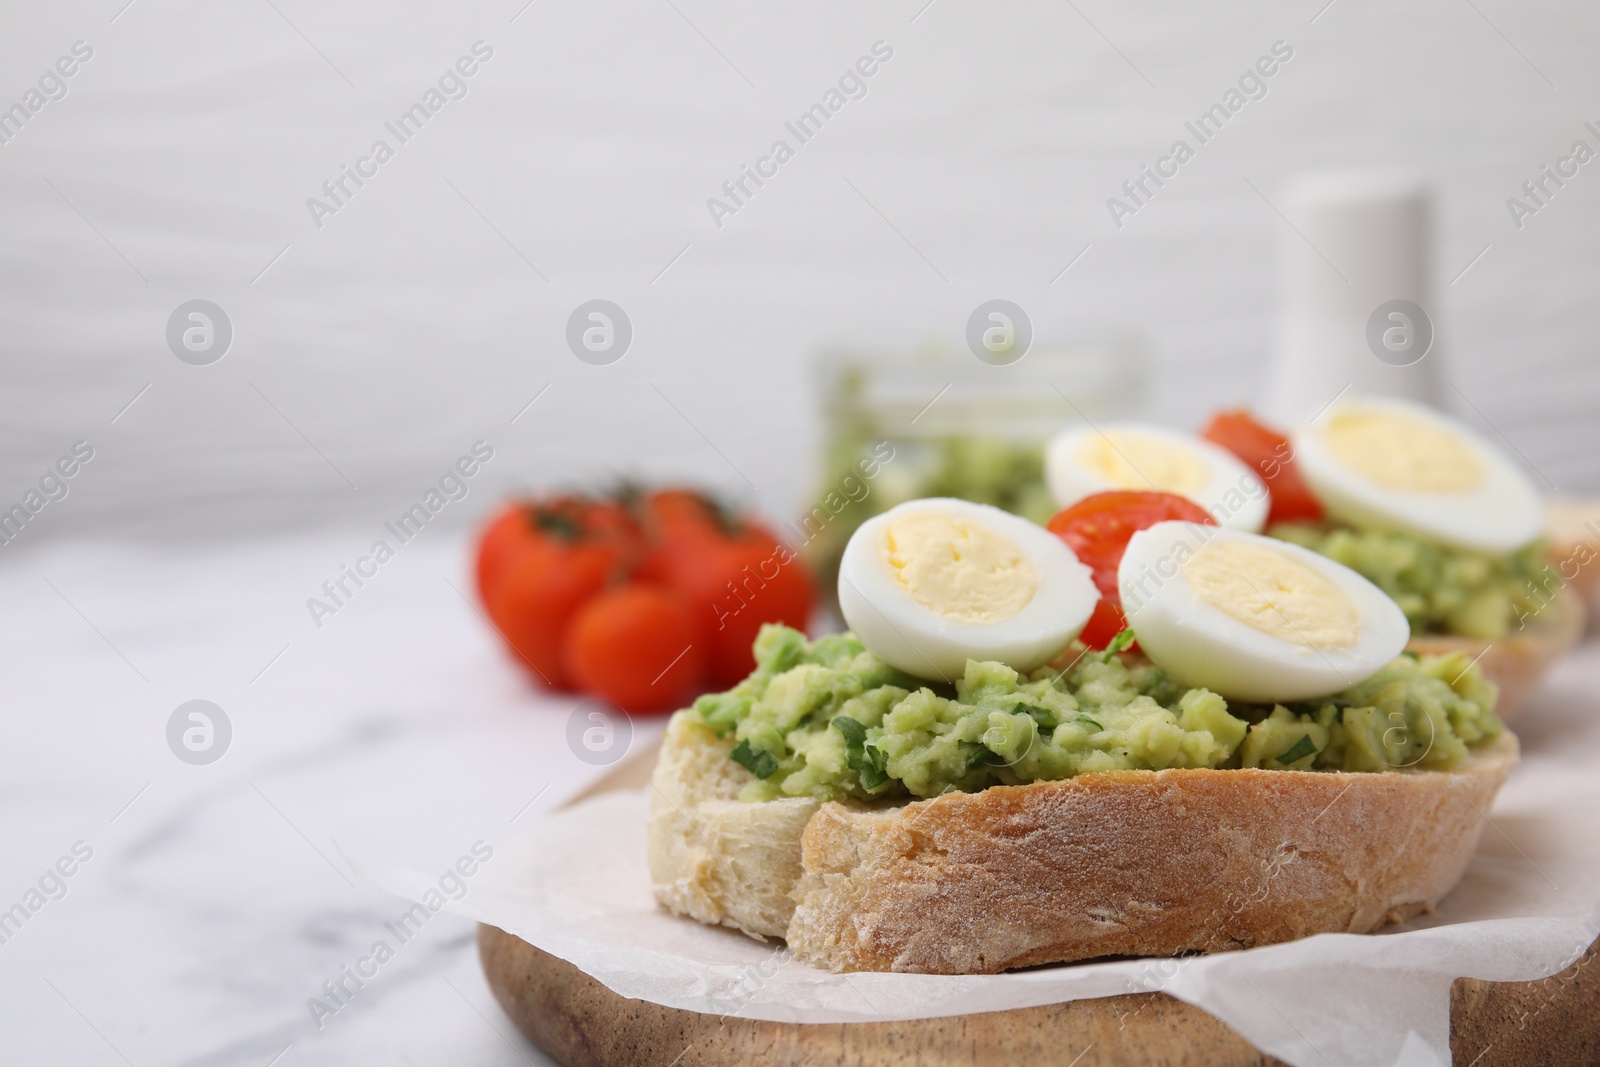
[1039,398,1582,717]
[648,496,1515,974]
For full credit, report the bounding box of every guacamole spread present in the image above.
[687,625,1504,803]
[1270,523,1551,639]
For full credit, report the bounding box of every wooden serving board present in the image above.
[480,743,1600,1066]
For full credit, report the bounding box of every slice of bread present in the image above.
[1544,495,1600,603]
[1407,585,1584,721]
[646,711,820,939]
[647,713,1518,974]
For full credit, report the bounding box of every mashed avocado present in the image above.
[1270,523,1551,639]
[688,625,1504,803]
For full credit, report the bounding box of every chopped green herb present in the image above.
[1282,698,1349,720]
[832,716,889,789]
[1015,703,1058,730]
[832,716,867,747]
[855,747,889,788]
[965,745,1010,771]
[1275,734,1319,766]
[730,739,778,779]
[1075,716,1104,733]
[1100,629,1136,661]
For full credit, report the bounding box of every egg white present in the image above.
[1291,395,1543,555]
[1044,422,1270,532]
[838,498,1098,683]
[1118,522,1410,703]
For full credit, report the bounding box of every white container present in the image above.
[1262,173,1443,423]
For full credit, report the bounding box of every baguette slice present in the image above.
[1544,495,1600,603]
[648,713,1518,974]
[1407,585,1583,722]
[646,712,820,939]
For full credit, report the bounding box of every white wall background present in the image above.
[2,0,1598,548]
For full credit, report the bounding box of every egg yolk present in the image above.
[881,513,1039,624]
[1185,541,1360,649]
[1078,432,1209,494]
[1322,410,1484,492]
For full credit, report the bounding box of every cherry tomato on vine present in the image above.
[634,490,815,689]
[562,584,706,713]
[478,498,641,689]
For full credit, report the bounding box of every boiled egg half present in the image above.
[1045,422,1270,531]
[838,498,1098,682]
[1119,522,1409,703]
[1291,395,1542,555]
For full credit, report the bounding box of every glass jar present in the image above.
[802,340,1148,612]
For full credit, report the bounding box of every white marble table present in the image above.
[0,532,655,1066]
[2,529,1596,1066]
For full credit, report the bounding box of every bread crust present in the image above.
[649,713,1518,974]
[1544,500,1600,602]
[789,733,1516,973]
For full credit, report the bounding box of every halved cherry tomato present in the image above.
[1201,410,1324,525]
[1046,491,1217,649]
[563,584,706,713]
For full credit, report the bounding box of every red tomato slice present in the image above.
[1200,409,1324,525]
[1046,491,1217,649]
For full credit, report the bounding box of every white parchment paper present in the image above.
[357,692,1600,1067]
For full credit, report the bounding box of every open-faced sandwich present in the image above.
[1038,399,1583,718]
[648,496,1516,974]
[1542,493,1600,605]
